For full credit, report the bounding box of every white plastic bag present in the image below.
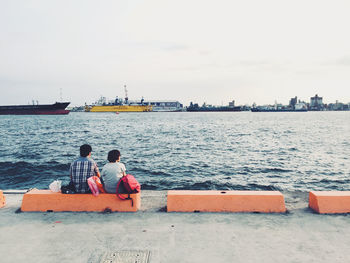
[49,180,62,192]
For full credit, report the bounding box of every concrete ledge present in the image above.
[167,190,286,213]
[21,189,140,212]
[0,190,5,208]
[309,191,350,214]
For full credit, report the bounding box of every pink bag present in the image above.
[87,177,99,196]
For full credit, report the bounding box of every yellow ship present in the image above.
[85,104,152,112]
[85,86,152,112]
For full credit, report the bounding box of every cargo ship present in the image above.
[187,101,242,112]
[0,102,70,115]
[86,104,152,112]
[85,86,152,113]
[251,108,307,112]
[85,97,152,112]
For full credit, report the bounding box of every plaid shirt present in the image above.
[70,157,100,193]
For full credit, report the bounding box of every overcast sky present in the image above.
[1,0,350,106]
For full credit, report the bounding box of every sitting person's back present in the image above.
[70,144,100,193]
[101,150,126,193]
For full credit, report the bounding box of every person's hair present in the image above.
[80,144,92,157]
[108,150,121,162]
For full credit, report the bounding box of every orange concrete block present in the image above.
[21,189,140,212]
[309,191,350,214]
[167,190,286,213]
[0,190,5,208]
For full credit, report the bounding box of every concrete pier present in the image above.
[0,190,350,263]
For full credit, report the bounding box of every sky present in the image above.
[1,0,350,107]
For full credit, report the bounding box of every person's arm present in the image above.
[94,163,101,178]
[122,164,126,177]
[69,163,73,180]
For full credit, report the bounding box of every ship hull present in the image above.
[251,108,307,112]
[87,105,152,112]
[0,102,70,115]
[187,107,242,112]
[0,110,70,115]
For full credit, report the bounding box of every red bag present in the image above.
[116,174,140,205]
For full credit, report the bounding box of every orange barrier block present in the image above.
[167,190,286,213]
[0,190,5,208]
[21,189,140,212]
[309,191,350,214]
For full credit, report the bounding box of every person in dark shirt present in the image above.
[70,144,100,193]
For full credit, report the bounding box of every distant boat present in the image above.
[0,102,70,115]
[187,101,242,112]
[251,108,307,112]
[187,106,242,112]
[85,104,152,112]
[85,86,152,113]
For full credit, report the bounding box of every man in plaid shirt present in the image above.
[70,144,100,193]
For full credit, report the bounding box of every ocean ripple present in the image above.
[0,112,349,191]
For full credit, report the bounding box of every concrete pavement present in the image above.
[0,191,349,263]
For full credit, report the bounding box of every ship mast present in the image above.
[124,85,128,104]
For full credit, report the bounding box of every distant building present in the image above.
[289,96,297,109]
[310,94,324,111]
[328,100,350,111]
[144,100,183,112]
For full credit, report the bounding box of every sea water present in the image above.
[0,111,349,191]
